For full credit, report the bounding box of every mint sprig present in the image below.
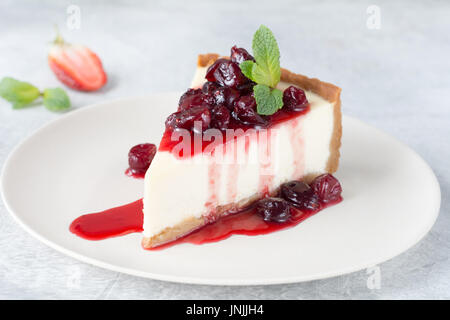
[253,84,283,115]
[0,77,40,109]
[240,25,283,115]
[43,88,70,111]
[0,77,70,112]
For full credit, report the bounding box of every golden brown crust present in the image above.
[143,54,342,249]
[197,53,220,68]
[279,68,342,174]
[142,193,261,249]
[142,216,204,248]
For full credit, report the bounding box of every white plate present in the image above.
[1,94,441,285]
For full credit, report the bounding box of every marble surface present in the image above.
[0,0,449,299]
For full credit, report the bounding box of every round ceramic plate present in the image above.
[1,94,441,285]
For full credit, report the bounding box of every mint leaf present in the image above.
[253,84,283,115]
[240,60,255,79]
[250,64,276,88]
[0,77,40,109]
[43,88,70,112]
[238,26,284,115]
[251,25,281,88]
[239,25,281,88]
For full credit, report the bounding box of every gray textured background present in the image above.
[0,0,449,299]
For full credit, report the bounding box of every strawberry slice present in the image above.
[48,34,107,91]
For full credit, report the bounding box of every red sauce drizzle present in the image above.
[158,105,310,157]
[70,199,143,240]
[205,155,221,210]
[289,118,306,179]
[227,162,239,203]
[70,197,341,250]
[258,129,275,195]
[125,168,145,179]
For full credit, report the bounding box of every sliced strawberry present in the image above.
[48,35,107,91]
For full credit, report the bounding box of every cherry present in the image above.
[165,106,211,133]
[212,86,240,110]
[128,143,156,174]
[178,88,212,111]
[256,197,292,223]
[232,95,267,126]
[205,58,249,89]
[210,105,231,130]
[237,81,256,95]
[201,81,220,95]
[310,174,342,205]
[230,46,255,64]
[282,86,308,112]
[280,180,320,211]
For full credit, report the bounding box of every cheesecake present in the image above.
[142,45,342,248]
[67,26,343,249]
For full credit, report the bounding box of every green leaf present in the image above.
[250,64,275,87]
[238,26,284,115]
[239,60,255,80]
[0,77,40,109]
[253,84,283,115]
[251,25,281,88]
[42,88,71,112]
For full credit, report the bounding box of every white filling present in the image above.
[143,68,334,237]
[191,66,208,88]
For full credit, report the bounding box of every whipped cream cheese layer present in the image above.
[142,68,334,238]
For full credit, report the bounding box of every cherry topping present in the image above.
[282,86,308,112]
[230,46,255,64]
[165,106,211,133]
[201,81,220,95]
[236,81,256,95]
[280,180,320,211]
[232,95,267,126]
[210,105,231,130]
[212,86,240,110]
[205,58,249,89]
[178,88,212,111]
[310,174,342,204]
[160,47,316,150]
[256,197,292,223]
[128,143,157,175]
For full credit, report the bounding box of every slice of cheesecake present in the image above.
[142,52,342,249]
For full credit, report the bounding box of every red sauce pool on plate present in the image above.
[69,197,340,250]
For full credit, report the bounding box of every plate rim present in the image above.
[0,94,441,286]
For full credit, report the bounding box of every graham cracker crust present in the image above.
[142,193,261,249]
[142,54,342,249]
